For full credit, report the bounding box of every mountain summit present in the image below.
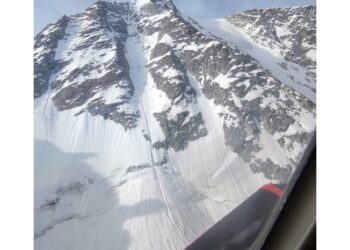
[34,1,316,249]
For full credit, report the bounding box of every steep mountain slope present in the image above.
[196,6,316,102]
[227,6,316,70]
[34,1,316,249]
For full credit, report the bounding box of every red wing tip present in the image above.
[261,183,284,197]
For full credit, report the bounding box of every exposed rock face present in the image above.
[34,0,316,181]
[148,43,195,103]
[34,15,69,98]
[154,111,208,151]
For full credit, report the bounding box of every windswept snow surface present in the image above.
[34,68,268,250]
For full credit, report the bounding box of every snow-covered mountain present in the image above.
[34,1,316,249]
[196,5,316,103]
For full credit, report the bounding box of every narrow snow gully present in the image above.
[125,6,154,162]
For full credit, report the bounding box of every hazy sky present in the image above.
[35,0,316,34]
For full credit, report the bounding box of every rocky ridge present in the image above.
[227,6,316,85]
